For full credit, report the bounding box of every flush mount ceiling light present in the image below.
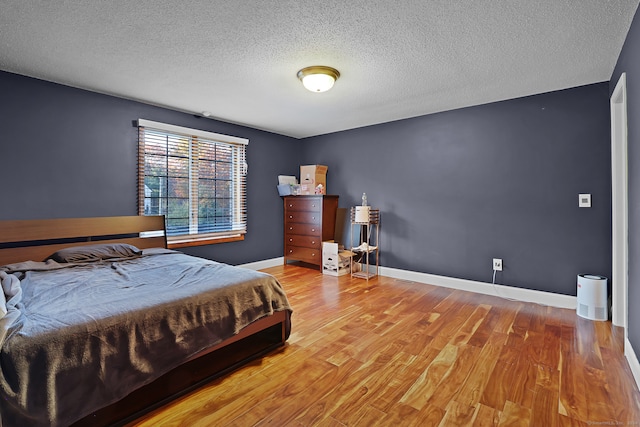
[297,66,340,93]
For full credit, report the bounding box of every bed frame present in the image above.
[0,215,289,426]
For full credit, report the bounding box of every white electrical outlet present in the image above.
[493,258,503,271]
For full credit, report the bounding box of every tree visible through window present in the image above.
[137,119,247,246]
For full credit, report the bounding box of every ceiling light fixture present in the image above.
[297,66,340,93]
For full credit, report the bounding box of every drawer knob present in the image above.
[289,238,293,242]
[289,204,293,207]
[311,241,315,244]
[312,253,315,257]
[289,227,293,230]
[312,216,316,220]
[312,204,316,207]
[311,228,315,232]
[289,250,293,253]
[289,215,293,219]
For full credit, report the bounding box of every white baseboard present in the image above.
[626,338,640,390]
[239,257,284,270]
[379,266,577,309]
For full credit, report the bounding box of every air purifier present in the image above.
[577,274,608,321]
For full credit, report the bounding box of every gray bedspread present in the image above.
[0,249,292,426]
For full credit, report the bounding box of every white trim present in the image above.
[611,72,629,331]
[137,118,249,145]
[379,266,576,309]
[239,257,284,270]
[625,338,640,390]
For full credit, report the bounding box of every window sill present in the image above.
[167,234,244,249]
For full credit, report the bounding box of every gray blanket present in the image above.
[0,249,292,426]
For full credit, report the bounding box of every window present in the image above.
[137,119,248,247]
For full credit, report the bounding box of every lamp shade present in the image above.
[297,66,340,93]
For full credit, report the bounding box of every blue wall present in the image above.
[302,83,612,297]
[0,69,613,301]
[611,6,640,358]
[0,71,301,265]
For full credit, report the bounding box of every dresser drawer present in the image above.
[285,211,321,224]
[285,223,321,236]
[285,234,321,249]
[285,246,321,264]
[284,197,322,212]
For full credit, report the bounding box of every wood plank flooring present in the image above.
[129,264,640,426]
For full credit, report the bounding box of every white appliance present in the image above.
[577,274,608,321]
[354,206,371,223]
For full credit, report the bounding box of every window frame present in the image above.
[137,119,248,248]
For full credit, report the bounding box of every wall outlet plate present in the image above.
[493,258,503,271]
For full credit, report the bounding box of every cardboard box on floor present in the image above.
[300,165,327,195]
[322,241,352,276]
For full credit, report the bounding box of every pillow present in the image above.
[0,271,16,318]
[0,291,6,318]
[0,271,20,298]
[47,243,142,263]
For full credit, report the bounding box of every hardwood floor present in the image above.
[130,264,640,426]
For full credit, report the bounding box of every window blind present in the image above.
[137,119,247,244]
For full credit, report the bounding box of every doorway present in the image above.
[611,72,628,334]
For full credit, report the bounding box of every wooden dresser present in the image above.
[283,195,339,267]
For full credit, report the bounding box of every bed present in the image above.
[0,216,292,427]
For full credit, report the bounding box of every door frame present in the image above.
[611,72,629,333]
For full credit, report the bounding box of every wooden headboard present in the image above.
[0,215,166,266]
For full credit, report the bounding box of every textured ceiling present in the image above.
[0,1,638,138]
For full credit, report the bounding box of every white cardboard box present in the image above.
[322,242,352,276]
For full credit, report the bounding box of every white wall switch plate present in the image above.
[579,194,591,208]
[493,258,503,271]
